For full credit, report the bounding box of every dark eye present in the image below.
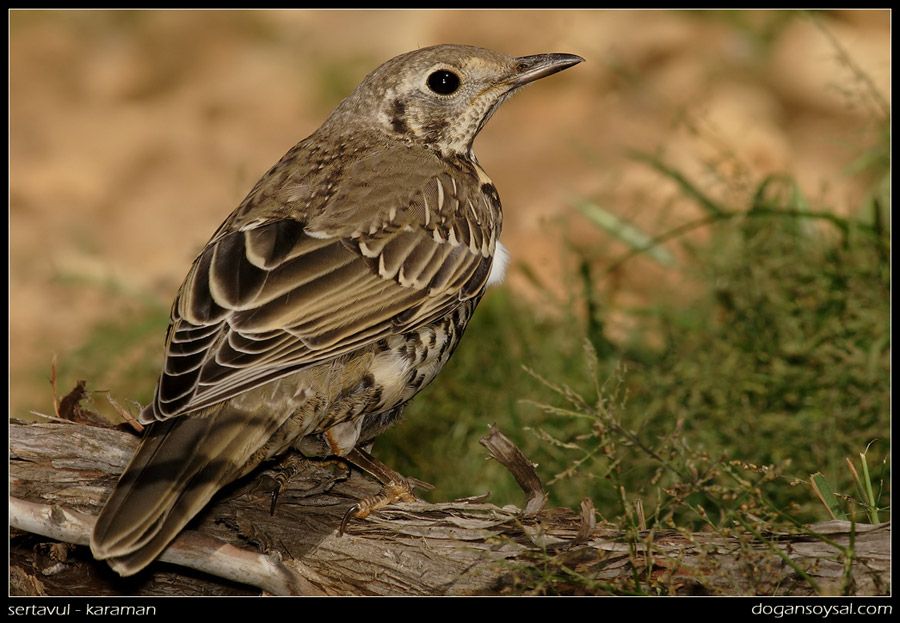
[427,70,461,95]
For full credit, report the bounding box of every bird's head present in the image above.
[331,44,584,157]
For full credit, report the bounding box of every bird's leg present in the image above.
[339,447,433,535]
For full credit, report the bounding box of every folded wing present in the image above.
[145,160,499,422]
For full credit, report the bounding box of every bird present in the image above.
[90,43,583,576]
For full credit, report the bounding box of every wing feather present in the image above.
[143,150,499,423]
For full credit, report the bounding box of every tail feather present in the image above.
[91,404,291,576]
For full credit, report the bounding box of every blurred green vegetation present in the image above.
[392,113,887,593]
[384,180,890,523]
[383,96,890,541]
[37,293,169,419]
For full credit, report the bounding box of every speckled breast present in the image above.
[251,296,482,463]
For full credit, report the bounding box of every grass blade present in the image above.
[575,200,675,267]
[810,473,846,520]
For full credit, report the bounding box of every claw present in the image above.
[338,480,417,536]
[248,451,307,516]
[269,480,284,516]
[339,503,361,536]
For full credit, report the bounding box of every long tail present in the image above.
[91,404,289,576]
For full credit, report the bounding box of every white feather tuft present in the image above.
[487,242,509,286]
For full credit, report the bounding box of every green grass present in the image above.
[385,139,887,593]
[43,300,169,423]
[385,121,890,555]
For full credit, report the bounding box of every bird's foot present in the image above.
[251,451,309,516]
[339,479,417,535]
[338,447,432,535]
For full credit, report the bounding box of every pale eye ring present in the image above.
[426,69,461,95]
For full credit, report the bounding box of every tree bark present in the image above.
[9,420,891,596]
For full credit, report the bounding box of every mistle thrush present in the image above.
[91,44,583,576]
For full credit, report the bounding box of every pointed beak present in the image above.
[506,52,585,87]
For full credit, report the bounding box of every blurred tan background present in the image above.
[10,9,889,418]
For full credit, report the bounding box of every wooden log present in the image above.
[9,420,891,596]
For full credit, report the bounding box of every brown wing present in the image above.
[143,156,499,422]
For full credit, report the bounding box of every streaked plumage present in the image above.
[91,44,583,576]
